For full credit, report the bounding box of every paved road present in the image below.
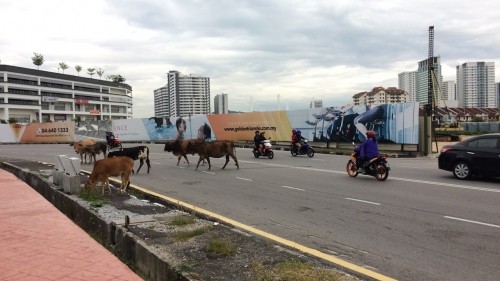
[1,143,499,281]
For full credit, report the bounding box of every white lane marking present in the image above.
[390,177,500,193]
[152,162,162,165]
[282,185,305,191]
[239,160,500,193]
[444,216,500,228]
[202,171,215,175]
[345,198,381,205]
[236,177,253,181]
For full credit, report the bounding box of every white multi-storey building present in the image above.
[398,71,417,102]
[352,87,409,106]
[0,64,132,123]
[416,56,442,106]
[496,82,500,108]
[456,62,496,108]
[214,93,228,114]
[154,70,210,117]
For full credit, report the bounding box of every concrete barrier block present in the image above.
[62,174,82,194]
[54,155,67,172]
[53,170,64,186]
[65,157,81,176]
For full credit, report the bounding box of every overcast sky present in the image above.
[1,0,499,118]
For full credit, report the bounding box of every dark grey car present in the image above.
[438,133,500,180]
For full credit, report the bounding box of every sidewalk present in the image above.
[0,169,143,281]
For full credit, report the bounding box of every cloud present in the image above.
[1,0,499,117]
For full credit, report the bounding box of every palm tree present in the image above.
[96,68,104,80]
[31,52,44,69]
[75,65,82,76]
[87,68,95,78]
[59,62,69,74]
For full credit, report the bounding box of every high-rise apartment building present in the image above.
[0,64,132,123]
[154,70,210,118]
[456,62,496,108]
[442,81,456,101]
[154,86,169,117]
[398,71,417,102]
[416,56,442,106]
[496,82,500,108]
[214,93,228,114]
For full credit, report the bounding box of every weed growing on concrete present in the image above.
[168,215,196,226]
[78,189,109,208]
[173,227,207,241]
[205,238,237,256]
[252,259,345,281]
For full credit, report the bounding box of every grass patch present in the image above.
[253,259,345,281]
[78,189,109,208]
[168,215,196,226]
[173,227,207,241]
[205,238,237,256]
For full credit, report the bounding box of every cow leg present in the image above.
[222,155,230,169]
[231,155,240,169]
[121,171,131,193]
[176,156,181,166]
[136,159,144,174]
[146,158,151,173]
[183,154,190,165]
[196,156,208,170]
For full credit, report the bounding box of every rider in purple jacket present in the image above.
[355,130,379,172]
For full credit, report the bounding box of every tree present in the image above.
[75,65,82,76]
[59,62,69,73]
[87,68,95,78]
[96,68,105,80]
[31,52,44,69]
[107,74,126,83]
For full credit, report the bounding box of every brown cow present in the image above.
[85,156,134,194]
[81,142,108,163]
[188,140,239,170]
[163,140,197,166]
[69,139,96,163]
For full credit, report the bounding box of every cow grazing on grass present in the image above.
[163,140,197,166]
[107,146,151,174]
[85,156,134,194]
[188,140,239,170]
[69,139,97,163]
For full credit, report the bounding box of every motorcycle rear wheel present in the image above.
[374,163,389,181]
[267,151,274,159]
[346,161,358,177]
[291,148,298,157]
[253,152,260,158]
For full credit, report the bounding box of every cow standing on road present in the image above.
[107,146,151,174]
[188,140,239,170]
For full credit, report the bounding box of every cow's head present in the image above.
[84,179,97,191]
[164,142,172,152]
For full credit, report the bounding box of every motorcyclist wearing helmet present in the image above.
[355,130,379,173]
[295,130,305,150]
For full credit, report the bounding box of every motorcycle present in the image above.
[253,139,274,159]
[290,139,315,157]
[108,136,122,150]
[346,143,390,181]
